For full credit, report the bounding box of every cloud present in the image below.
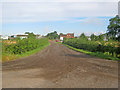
[0,3,2,34]
[2,2,67,23]
[1,0,119,2]
[66,17,110,27]
[0,3,2,23]
[2,2,118,23]
[80,17,105,26]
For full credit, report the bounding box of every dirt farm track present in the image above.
[2,41,118,88]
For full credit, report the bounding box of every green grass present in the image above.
[56,42,62,44]
[2,42,50,62]
[63,43,119,61]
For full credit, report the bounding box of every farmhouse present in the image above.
[60,33,74,41]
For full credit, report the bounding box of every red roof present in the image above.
[60,33,74,38]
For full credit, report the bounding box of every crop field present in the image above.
[2,38,49,61]
[3,40,17,45]
[63,38,120,60]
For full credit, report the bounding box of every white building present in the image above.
[1,35,8,40]
[60,37,64,41]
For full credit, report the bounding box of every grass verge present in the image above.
[2,42,50,62]
[63,43,119,61]
[56,42,62,44]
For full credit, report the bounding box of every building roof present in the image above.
[60,33,74,37]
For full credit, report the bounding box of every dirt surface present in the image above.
[2,41,118,88]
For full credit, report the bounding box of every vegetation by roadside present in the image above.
[2,38,50,62]
[56,42,62,44]
[63,43,119,61]
[56,40,120,60]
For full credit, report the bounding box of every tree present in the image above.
[98,34,104,41]
[75,36,78,39]
[46,31,59,39]
[25,32,35,38]
[60,33,63,36]
[25,32,30,34]
[107,15,120,40]
[79,33,88,40]
[90,34,96,41]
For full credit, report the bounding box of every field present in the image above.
[2,38,50,62]
[63,38,120,60]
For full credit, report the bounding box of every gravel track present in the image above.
[2,41,118,88]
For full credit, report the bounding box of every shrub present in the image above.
[63,38,120,58]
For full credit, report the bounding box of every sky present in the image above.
[0,0,119,36]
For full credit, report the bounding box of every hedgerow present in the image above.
[3,38,49,55]
[63,38,120,58]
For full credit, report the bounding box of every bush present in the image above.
[63,38,120,58]
[3,38,49,55]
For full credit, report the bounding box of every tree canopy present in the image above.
[25,32,36,38]
[46,31,59,39]
[79,33,88,40]
[90,34,96,41]
[107,15,120,40]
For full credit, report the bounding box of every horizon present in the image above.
[0,31,106,37]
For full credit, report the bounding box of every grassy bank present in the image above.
[63,43,119,61]
[2,38,50,62]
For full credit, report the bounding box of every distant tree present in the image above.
[60,33,63,35]
[79,33,88,40]
[90,34,104,41]
[90,34,96,41]
[29,33,35,38]
[107,15,120,40]
[25,32,30,34]
[47,31,59,39]
[98,34,104,41]
[25,32,35,38]
[75,36,78,39]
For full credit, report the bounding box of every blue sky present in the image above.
[2,17,112,36]
[0,0,119,36]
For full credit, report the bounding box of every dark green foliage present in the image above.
[90,34,105,41]
[63,38,120,58]
[28,32,36,38]
[107,15,120,40]
[47,31,59,39]
[79,33,88,40]
[4,38,49,55]
[98,34,104,41]
[90,34,97,41]
[24,32,36,38]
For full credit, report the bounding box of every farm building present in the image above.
[60,33,74,41]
